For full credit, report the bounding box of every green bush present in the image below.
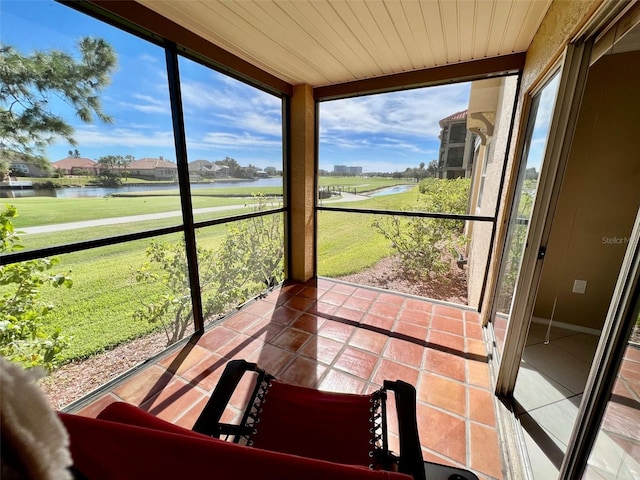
[133,196,284,344]
[371,178,470,280]
[0,205,72,371]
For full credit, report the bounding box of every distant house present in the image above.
[52,156,99,175]
[188,159,229,179]
[128,157,178,181]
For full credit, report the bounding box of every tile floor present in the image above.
[70,278,504,480]
[514,322,640,480]
[514,322,599,479]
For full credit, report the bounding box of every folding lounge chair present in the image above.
[192,359,479,480]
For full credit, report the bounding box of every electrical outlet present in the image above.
[573,279,587,294]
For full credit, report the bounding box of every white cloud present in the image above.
[119,94,170,115]
[73,126,175,149]
[198,131,281,149]
[319,83,470,143]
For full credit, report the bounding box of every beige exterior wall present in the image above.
[480,0,603,322]
[532,50,640,330]
[466,76,519,309]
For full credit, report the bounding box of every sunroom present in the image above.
[1,1,639,479]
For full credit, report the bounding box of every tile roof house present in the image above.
[51,157,99,175]
[128,157,178,181]
[188,160,229,178]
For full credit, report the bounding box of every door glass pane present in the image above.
[492,74,561,353]
[583,317,640,479]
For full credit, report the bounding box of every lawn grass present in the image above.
[4,179,420,364]
[5,194,274,228]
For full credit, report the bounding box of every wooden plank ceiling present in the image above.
[135,0,552,88]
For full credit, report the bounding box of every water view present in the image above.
[1,177,284,199]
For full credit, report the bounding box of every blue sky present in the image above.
[2,0,471,173]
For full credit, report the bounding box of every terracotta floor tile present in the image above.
[468,387,496,427]
[158,344,217,375]
[278,356,327,388]
[283,295,316,312]
[384,337,425,368]
[298,335,344,365]
[318,320,356,343]
[268,305,303,324]
[348,329,389,355]
[393,321,428,341]
[279,282,306,295]
[465,322,484,340]
[139,377,207,423]
[113,365,174,405]
[466,338,487,358]
[424,349,466,383]
[361,313,395,331]
[199,326,239,352]
[369,301,402,319]
[397,308,431,327]
[343,295,374,312]
[215,333,263,359]
[271,327,313,352]
[319,368,367,394]
[222,311,261,333]
[428,330,465,352]
[470,422,503,479]
[418,372,466,417]
[353,287,379,300]
[334,347,379,380]
[330,283,358,295]
[417,403,466,465]
[174,395,209,430]
[372,358,419,386]
[248,344,294,376]
[74,393,119,418]
[404,298,434,313]
[241,298,278,317]
[319,290,350,306]
[421,450,460,468]
[181,352,228,392]
[299,286,321,299]
[307,300,339,316]
[431,316,464,336]
[290,313,325,333]
[377,292,406,306]
[335,305,365,322]
[314,278,336,290]
[464,311,481,324]
[467,360,492,389]
[243,317,287,342]
[433,304,465,320]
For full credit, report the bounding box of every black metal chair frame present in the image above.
[193,359,427,480]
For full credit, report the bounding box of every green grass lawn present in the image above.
[3,178,421,364]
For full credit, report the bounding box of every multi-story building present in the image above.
[437,110,475,179]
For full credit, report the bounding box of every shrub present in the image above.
[0,205,72,371]
[133,196,284,344]
[371,178,470,280]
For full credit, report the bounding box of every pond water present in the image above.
[1,177,284,199]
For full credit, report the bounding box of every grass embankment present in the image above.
[3,178,418,362]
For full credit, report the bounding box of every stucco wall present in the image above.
[480,0,603,321]
[532,50,640,330]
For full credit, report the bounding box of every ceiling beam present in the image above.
[314,53,527,101]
